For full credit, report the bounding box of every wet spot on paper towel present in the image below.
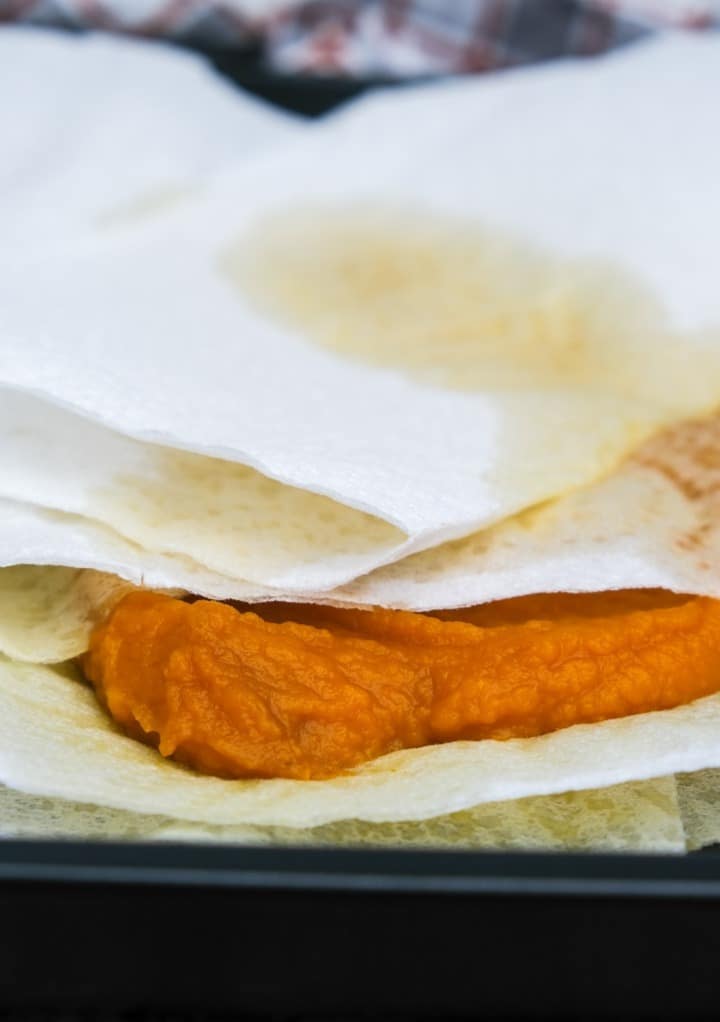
[222,203,720,415]
[96,445,404,583]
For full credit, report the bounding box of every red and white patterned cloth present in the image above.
[1,0,718,74]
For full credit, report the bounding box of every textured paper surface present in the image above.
[1,37,719,563]
[0,26,296,251]
[0,567,135,663]
[676,770,720,850]
[313,35,720,332]
[1,411,719,663]
[0,501,270,608]
[0,391,404,590]
[335,412,720,609]
[0,777,685,853]
[2,658,720,829]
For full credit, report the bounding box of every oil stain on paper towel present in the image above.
[223,204,720,416]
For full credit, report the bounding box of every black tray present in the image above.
[2,840,720,1017]
[3,38,720,1021]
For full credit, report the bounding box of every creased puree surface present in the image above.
[81,589,720,780]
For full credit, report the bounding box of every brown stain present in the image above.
[222,203,720,416]
[633,415,720,560]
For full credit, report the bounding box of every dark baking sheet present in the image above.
[3,39,720,1021]
[2,840,720,1018]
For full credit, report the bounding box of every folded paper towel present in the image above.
[2,37,720,591]
[2,31,720,850]
[0,26,297,251]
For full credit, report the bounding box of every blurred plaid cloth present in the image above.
[0,0,717,74]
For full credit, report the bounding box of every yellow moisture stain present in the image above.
[0,565,136,664]
[95,446,404,585]
[222,204,720,417]
[191,777,683,852]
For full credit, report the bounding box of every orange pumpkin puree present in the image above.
[81,589,720,780]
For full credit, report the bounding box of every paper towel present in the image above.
[0,26,297,250]
[1,36,718,563]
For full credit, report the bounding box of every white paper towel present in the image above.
[0,410,719,620]
[0,26,297,251]
[2,37,720,566]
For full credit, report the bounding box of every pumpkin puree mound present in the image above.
[81,589,720,780]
